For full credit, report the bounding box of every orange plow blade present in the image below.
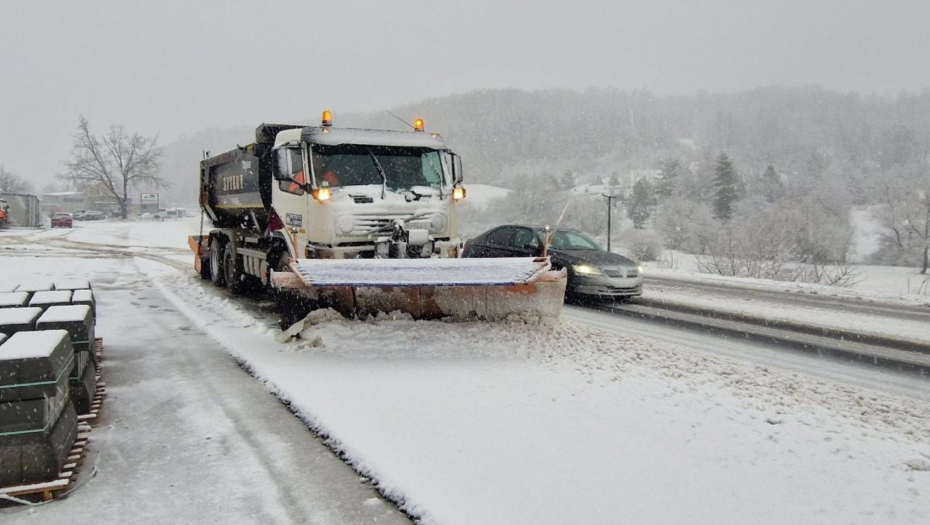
[272,257,567,321]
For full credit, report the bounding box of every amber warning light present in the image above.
[322,110,333,127]
[413,118,425,132]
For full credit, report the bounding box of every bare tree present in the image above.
[61,116,165,219]
[874,168,930,274]
[0,166,35,194]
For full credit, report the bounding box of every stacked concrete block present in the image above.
[36,306,96,414]
[13,280,53,294]
[0,330,78,485]
[70,289,96,319]
[0,292,30,309]
[29,291,73,310]
[0,307,43,337]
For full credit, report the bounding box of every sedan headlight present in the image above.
[572,264,602,276]
[637,265,644,274]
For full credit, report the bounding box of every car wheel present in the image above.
[210,237,226,287]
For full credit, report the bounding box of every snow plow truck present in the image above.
[189,112,566,322]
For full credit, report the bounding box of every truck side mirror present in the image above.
[450,152,464,184]
[274,149,290,181]
[274,148,313,194]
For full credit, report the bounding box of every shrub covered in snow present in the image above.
[618,229,663,261]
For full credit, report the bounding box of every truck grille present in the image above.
[348,213,435,236]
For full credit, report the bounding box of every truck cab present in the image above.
[269,120,465,260]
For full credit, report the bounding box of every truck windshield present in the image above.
[311,145,444,191]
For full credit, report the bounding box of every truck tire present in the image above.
[265,247,288,292]
[223,243,244,294]
[210,237,226,287]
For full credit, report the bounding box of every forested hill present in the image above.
[161,86,930,205]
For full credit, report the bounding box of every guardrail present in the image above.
[595,298,930,377]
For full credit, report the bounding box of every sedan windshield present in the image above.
[543,230,601,250]
[311,145,444,191]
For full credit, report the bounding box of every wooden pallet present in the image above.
[0,339,106,502]
[0,434,90,502]
[76,381,107,424]
[78,339,106,425]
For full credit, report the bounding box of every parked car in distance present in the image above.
[51,212,73,228]
[152,207,185,221]
[462,225,643,302]
[76,211,107,221]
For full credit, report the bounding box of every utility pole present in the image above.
[603,193,619,252]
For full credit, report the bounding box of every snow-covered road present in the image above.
[3,221,930,524]
[0,227,409,524]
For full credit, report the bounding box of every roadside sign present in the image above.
[140,193,159,213]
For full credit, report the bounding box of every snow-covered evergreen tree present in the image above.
[712,153,739,221]
[654,157,681,199]
[627,178,653,229]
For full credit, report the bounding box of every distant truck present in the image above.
[0,193,41,228]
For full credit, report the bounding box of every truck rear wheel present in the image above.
[223,243,244,294]
[210,237,226,287]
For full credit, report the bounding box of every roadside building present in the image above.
[41,192,88,215]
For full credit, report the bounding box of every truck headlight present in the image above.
[336,215,355,235]
[572,264,602,275]
[430,213,447,233]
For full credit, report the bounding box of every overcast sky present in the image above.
[3,0,930,190]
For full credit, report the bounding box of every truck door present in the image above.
[274,147,311,256]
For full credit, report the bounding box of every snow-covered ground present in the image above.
[851,205,884,263]
[2,222,930,524]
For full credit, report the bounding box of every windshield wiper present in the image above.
[367,149,388,199]
[423,154,444,199]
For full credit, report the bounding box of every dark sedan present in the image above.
[462,225,643,301]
